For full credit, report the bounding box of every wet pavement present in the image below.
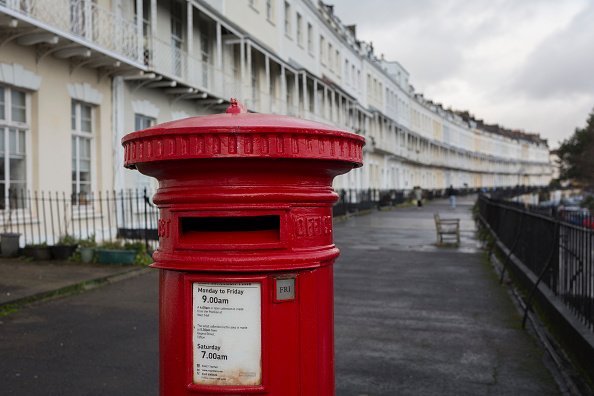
[0,259,144,306]
[334,196,559,395]
[0,196,561,395]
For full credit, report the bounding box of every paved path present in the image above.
[0,197,560,395]
[334,196,559,395]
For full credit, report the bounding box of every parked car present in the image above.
[560,196,584,206]
[581,217,594,230]
[558,206,590,226]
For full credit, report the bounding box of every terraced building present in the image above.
[0,0,551,206]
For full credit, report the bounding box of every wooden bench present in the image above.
[434,213,460,244]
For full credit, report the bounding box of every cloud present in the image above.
[331,0,444,29]
[338,0,504,83]
[482,95,593,146]
[332,0,593,146]
[339,0,584,87]
[512,2,594,98]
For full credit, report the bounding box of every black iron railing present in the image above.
[487,185,545,200]
[332,187,482,217]
[0,189,159,250]
[333,189,406,216]
[478,195,594,332]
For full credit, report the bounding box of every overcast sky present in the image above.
[333,0,594,148]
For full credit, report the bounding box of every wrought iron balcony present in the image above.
[0,0,144,66]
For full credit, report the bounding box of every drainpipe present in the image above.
[112,76,125,191]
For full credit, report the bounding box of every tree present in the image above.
[556,109,594,187]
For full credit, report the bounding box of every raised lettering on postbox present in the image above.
[294,215,332,238]
[158,218,170,238]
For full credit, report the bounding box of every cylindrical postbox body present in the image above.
[122,101,364,395]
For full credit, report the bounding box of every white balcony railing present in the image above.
[150,36,188,81]
[148,36,244,104]
[0,0,142,64]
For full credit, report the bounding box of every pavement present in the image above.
[334,196,559,395]
[0,196,561,395]
[0,259,146,307]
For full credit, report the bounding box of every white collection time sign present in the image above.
[192,282,262,386]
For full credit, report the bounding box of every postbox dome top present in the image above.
[122,99,365,169]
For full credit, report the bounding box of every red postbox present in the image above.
[122,100,364,395]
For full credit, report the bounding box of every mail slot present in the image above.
[179,215,281,245]
[122,99,364,395]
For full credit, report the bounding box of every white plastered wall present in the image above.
[0,42,112,194]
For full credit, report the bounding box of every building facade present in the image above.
[0,0,551,207]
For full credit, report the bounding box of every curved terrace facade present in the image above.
[206,0,551,191]
[0,0,551,202]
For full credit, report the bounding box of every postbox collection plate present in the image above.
[274,277,296,302]
[192,282,262,386]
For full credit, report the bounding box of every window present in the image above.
[266,0,273,22]
[133,114,156,190]
[270,73,276,97]
[296,13,303,46]
[71,100,93,203]
[328,43,333,69]
[335,50,340,74]
[135,114,155,131]
[171,1,184,77]
[252,73,259,104]
[307,23,313,53]
[200,32,210,88]
[0,86,27,209]
[284,1,291,37]
[69,0,94,37]
[134,0,151,66]
[319,35,325,63]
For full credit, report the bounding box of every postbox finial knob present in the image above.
[226,98,247,114]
